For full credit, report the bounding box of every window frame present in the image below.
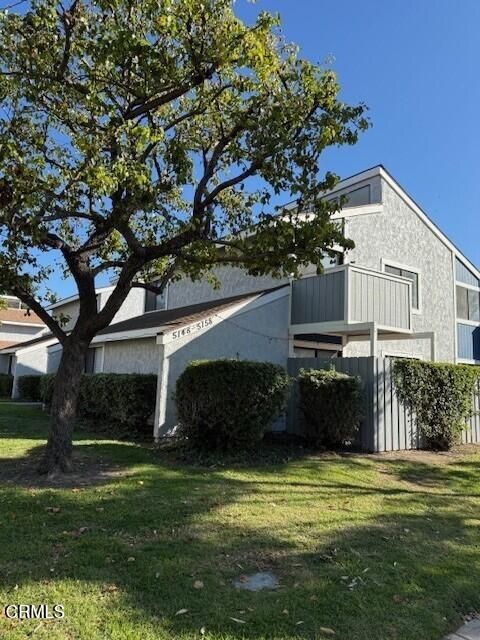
[381,259,422,314]
[456,282,480,324]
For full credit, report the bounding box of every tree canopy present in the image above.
[0,0,368,344]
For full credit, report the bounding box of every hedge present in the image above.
[176,359,290,451]
[17,375,42,401]
[0,373,13,398]
[393,359,480,450]
[38,373,157,438]
[297,367,362,448]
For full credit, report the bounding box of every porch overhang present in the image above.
[289,320,436,360]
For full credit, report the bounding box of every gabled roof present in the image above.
[280,164,479,280]
[0,308,45,325]
[96,285,288,340]
[0,331,55,354]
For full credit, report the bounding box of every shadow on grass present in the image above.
[0,441,480,639]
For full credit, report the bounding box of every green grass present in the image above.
[0,403,479,639]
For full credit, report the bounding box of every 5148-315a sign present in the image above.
[171,317,214,341]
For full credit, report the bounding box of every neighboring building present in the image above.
[0,295,46,374]
[0,165,478,438]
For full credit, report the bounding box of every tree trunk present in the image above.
[38,338,89,475]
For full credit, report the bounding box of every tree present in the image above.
[0,0,368,473]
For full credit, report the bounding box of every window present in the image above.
[84,348,96,374]
[457,285,480,322]
[145,288,167,312]
[384,264,420,310]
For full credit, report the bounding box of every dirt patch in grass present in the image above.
[0,446,128,489]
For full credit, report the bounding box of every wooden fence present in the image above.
[286,356,480,452]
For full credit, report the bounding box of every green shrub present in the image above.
[393,359,480,451]
[17,375,42,401]
[297,367,362,448]
[0,373,13,397]
[40,373,55,405]
[176,359,290,451]
[41,373,157,438]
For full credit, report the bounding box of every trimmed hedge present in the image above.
[297,367,362,448]
[41,373,157,438]
[393,359,480,450]
[17,375,42,401]
[176,359,290,451]
[0,373,13,398]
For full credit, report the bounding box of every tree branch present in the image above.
[11,287,67,343]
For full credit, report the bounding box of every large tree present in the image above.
[0,0,368,473]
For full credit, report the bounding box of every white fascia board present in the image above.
[290,320,412,336]
[46,286,115,311]
[13,337,59,355]
[378,167,480,280]
[158,286,290,347]
[91,328,158,345]
[0,320,46,328]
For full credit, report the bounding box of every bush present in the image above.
[176,359,290,451]
[17,375,42,401]
[0,373,13,398]
[40,373,157,438]
[393,359,480,450]
[297,367,362,448]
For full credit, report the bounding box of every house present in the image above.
[1,165,478,441]
[0,296,46,376]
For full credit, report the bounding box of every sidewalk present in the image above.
[444,617,480,640]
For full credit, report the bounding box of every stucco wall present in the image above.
[158,293,290,435]
[12,345,50,397]
[343,178,456,362]
[102,338,158,374]
[0,324,45,343]
[51,300,81,332]
[167,266,285,309]
[100,287,146,325]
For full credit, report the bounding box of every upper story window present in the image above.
[384,263,420,311]
[455,258,480,288]
[0,296,27,310]
[145,288,167,313]
[456,285,480,322]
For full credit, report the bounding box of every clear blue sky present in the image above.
[35,0,480,297]
[237,0,480,268]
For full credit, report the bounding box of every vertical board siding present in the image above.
[457,323,480,361]
[287,357,480,452]
[291,271,345,325]
[350,270,410,329]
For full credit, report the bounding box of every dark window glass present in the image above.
[385,265,419,310]
[145,288,167,312]
[145,290,156,312]
[84,348,96,374]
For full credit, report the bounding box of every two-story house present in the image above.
[1,165,478,438]
[0,296,46,376]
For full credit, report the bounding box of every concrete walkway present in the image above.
[444,617,480,639]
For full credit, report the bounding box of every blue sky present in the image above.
[28,0,480,297]
[237,0,480,267]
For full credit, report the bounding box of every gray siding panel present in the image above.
[287,356,480,451]
[350,270,410,329]
[458,323,480,361]
[291,271,345,324]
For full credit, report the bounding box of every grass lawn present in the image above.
[1,404,480,639]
